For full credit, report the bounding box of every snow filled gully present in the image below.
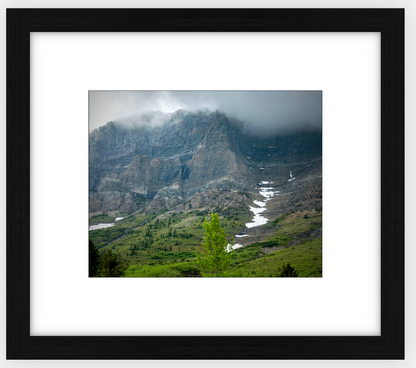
[231,181,280,250]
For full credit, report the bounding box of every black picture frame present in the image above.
[7,8,404,360]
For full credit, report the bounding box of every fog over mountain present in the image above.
[89,91,322,135]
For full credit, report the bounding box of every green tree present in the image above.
[89,239,101,277]
[100,250,129,277]
[196,213,233,277]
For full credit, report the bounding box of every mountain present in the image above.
[89,109,322,215]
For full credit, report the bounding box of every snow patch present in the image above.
[253,200,266,207]
[89,223,115,231]
[230,183,281,250]
[259,188,275,198]
[228,241,244,251]
[232,243,244,250]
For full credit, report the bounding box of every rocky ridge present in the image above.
[89,109,322,215]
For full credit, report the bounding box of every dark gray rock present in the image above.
[89,109,322,214]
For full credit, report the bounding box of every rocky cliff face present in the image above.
[89,109,321,214]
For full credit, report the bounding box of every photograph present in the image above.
[89,91,322,277]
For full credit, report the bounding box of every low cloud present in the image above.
[89,91,322,135]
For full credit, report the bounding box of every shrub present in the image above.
[279,263,299,277]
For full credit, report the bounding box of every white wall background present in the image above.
[0,0,412,367]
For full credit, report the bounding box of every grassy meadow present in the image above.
[89,206,322,277]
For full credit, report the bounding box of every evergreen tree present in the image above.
[100,250,129,277]
[89,240,101,277]
[196,213,233,277]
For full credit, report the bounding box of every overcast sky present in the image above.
[89,91,322,135]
